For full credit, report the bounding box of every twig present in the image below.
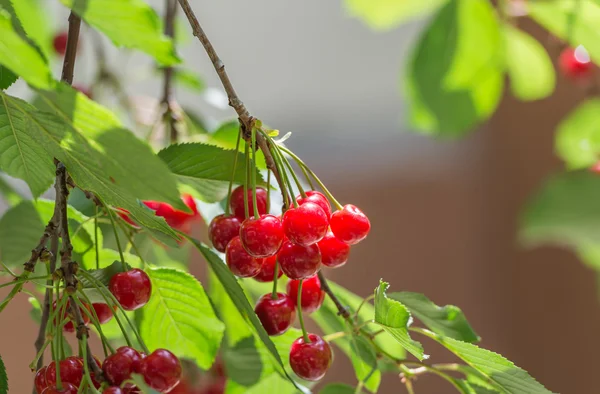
[317,271,351,319]
[176,0,286,200]
[162,0,179,143]
[61,12,81,85]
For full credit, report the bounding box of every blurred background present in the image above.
[0,1,596,393]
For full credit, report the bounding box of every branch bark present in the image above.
[61,12,81,85]
[317,271,351,319]
[163,0,179,143]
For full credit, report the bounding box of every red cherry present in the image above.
[560,47,592,80]
[255,293,296,336]
[103,387,124,394]
[282,203,328,246]
[289,334,332,381]
[329,204,370,245]
[53,300,90,333]
[46,356,84,388]
[41,383,78,394]
[143,194,199,230]
[229,186,268,220]
[204,377,226,394]
[253,255,283,282]
[208,214,241,253]
[318,231,350,268]
[297,191,331,219]
[286,275,325,314]
[139,349,182,393]
[225,236,263,277]
[53,32,68,55]
[102,346,142,386]
[277,240,321,280]
[35,366,48,393]
[88,356,103,388]
[240,214,284,257]
[116,208,140,229]
[109,269,152,311]
[92,303,115,324]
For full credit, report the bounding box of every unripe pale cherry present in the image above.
[282,202,329,246]
[277,240,321,280]
[208,214,241,253]
[289,334,332,381]
[229,186,268,220]
[296,191,331,219]
[240,214,284,257]
[255,293,296,336]
[318,231,351,268]
[286,275,325,314]
[225,236,263,278]
[329,204,370,245]
[253,255,283,282]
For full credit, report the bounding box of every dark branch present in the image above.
[317,271,351,319]
[60,12,82,85]
[162,0,179,143]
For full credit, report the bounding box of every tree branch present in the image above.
[162,0,179,144]
[61,12,81,85]
[176,0,287,202]
[317,271,351,319]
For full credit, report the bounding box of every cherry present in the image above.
[282,202,328,246]
[53,32,68,55]
[53,300,90,333]
[103,387,124,394]
[253,255,283,282]
[208,214,241,253]
[41,383,78,394]
[255,293,296,336]
[277,240,321,280]
[35,366,48,393]
[286,275,325,314]
[46,356,84,388]
[143,194,199,230]
[240,214,284,257]
[559,47,592,80]
[225,236,263,277]
[318,231,350,268]
[330,204,371,245]
[297,191,331,219]
[139,349,182,393]
[116,208,140,229]
[109,269,152,311]
[92,303,115,324]
[229,186,268,220]
[102,346,142,386]
[289,334,332,381]
[204,377,226,394]
[88,356,103,388]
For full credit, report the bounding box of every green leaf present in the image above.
[405,0,503,136]
[320,384,356,394]
[0,175,23,206]
[28,296,41,323]
[504,25,555,101]
[0,9,52,89]
[374,281,426,360]
[454,379,500,394]
[140,267,225,370]
[209,271,253,346]
[158,143,263,203]
[0,66,17,90]
[9,0,52,60]
[349,335,380,392]
[174,69,205,92]
[555,99,600,169]
[418,329,555,394]
[389,292,479,343]
[345,0,448,30]
[0,354,7,394]
[223,336,263,387]
[520,170,600,247]
[529,0,600,65]
[60,0,179,65]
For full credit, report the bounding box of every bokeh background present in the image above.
[0,1,596,393]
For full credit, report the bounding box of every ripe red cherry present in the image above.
[92,303,115,324]
[116,208,140,229]
[286,275,325,314]
[46,356,84,388]
[559,47,592,80]
[277,240,321,280]
[41,383,78,394]
[139,349,182,393]
[255,293,296,336]
[330,204,370,245]
[109,269,152,311]
[53,300,90,333]
[102,387,123,394]
[229,186,268,220]
[318,231,351,268]
[208,214,241,252]
[102,346,142,386]
[297,191,331,219]
[253,255,283,282]
[282,202,328,246]
[35,366,48,393]
[204,377,226,394]
[240,214,284,257]
[53,32,68,55]
[225,236,263,277]
[289,334,332,381]
[143,194,199,230]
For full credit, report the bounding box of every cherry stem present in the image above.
[279,149,306,199]
[114,219,146,268]
[354,294,375,322]
[0,275,51,289]
[271,262,279,300]
[75,292,114,356]
[243,142,251,219]
[225,129,242,216]
[259,130,298,207]
[251,127,260,218]
[104,203,127,271]
[94,206,100,270]
[297,279,310,343]
[298,163,315,190]
[79,335,101,394]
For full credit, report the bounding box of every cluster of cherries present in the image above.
[209,185,370,381]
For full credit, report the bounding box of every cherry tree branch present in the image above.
[61,12,81,85]
[317,271,351,319]
[162,0,179,143]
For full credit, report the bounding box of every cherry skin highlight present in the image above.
[559,47,592,80]
[277,240,321,280]
[45,356,84,388]
[253,255,283,283]
[254,293,296,336]
[225,236,263,278]
[329,204,371,245]
[240,214,284,257]
[289,334,332,381]
[282,202,329,246]
[109,269,152,311]
[139,349,182,393]
[102,387,124,394]
[286,275,325,314]
[318,231,351,268]
[92,303,115,324]
[35,366,48,393]
[297,191,331,219]
[229,186,268,220]
[41,383,78,394]
[102,346,142,386]
[208,214,241,253]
